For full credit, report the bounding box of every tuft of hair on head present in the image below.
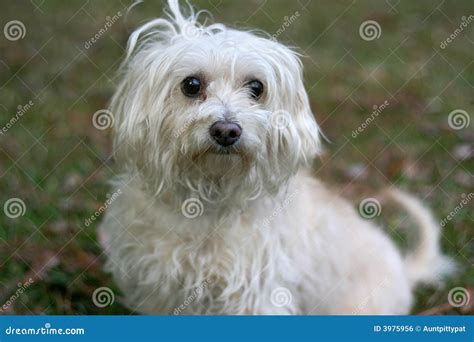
[124,0,225,61]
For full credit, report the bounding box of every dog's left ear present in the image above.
[266,43,322,166]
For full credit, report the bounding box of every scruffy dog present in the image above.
[99,0,452,314]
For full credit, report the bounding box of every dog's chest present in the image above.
[150,220,299,313]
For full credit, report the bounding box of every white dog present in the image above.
[99,0,452,314]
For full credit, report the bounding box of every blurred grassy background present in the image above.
[0,0,472,314]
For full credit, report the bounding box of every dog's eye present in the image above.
[181,76,202,97]
[246,80,264,100]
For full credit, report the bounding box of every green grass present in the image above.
[0,0,472,314]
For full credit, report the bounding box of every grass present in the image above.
[0,0,472,315]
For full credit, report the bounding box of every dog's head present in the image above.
[112,0,321,204]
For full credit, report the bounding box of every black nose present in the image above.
[209,121,242,147]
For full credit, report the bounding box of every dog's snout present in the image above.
[209,121,242,147]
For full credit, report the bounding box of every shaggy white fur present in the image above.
[99,0,452,314]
